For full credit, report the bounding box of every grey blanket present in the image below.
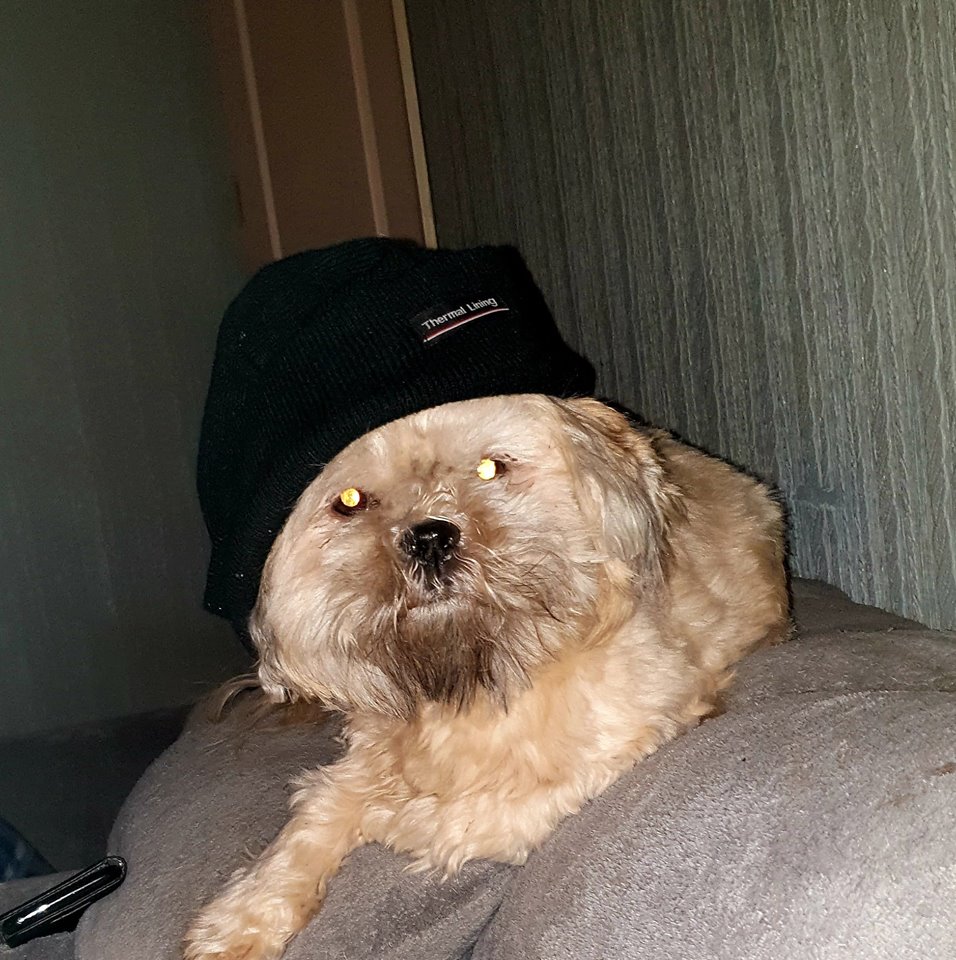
[3,580,954,959]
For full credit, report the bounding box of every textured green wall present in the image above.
[407,0,956,629]
[1,1,248,735]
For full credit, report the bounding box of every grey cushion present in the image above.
[9,579,953,959]
[476,691,956,959]
[477,583,956,959]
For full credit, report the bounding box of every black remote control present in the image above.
[0,856,126,947]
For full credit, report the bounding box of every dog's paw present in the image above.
[183,932,284,960]
[183,897,294,960]
[183,923,290,960]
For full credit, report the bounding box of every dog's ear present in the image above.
[548,397,683,585]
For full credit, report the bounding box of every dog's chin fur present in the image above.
[185,395,790,960]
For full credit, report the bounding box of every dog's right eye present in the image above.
[333,487,368,516]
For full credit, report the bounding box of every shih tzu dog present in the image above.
[185,238,789,958]
[184,389,788,960]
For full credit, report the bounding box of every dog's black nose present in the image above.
[401,518,461,573]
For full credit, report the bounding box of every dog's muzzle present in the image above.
[400,519,461,579]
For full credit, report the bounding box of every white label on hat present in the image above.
[410,298,510,345]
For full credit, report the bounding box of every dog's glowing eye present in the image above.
[476,458,502,481]
[334,487,367,514]
[340,487,363,508]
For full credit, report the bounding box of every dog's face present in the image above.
[251,395,677,716]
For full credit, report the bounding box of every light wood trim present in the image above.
[232,0,282,259]
[343,0,389,236]
[392,0,436,247]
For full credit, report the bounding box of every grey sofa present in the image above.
[2,579,954,959]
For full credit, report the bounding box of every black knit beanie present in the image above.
[198,237,595,646]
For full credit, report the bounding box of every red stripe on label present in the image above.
[422,306,509,342]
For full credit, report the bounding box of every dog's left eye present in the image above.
[476,458,505,481]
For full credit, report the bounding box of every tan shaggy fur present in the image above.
[184,395,789,960]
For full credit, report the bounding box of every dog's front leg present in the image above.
[183,759,367,960]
